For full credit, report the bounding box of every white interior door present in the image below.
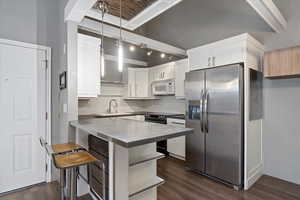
[0,42,47,193]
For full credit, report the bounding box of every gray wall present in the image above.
[263,78,300,184]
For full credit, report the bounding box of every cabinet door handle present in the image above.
[171,122,185,125]
[212,56,216,67]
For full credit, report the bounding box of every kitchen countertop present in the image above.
[78,112,185,120]
[70,118,192,148]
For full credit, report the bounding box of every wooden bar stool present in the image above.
[39,138,85,200]
[53,151,98,200]
[52,143,85,200]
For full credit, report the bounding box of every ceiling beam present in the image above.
[85,0,182,31]
[104,54,148,67]
[79,18,187,56]
[126,0,182,30]
[246,0,287,33]
[65,0,97,22]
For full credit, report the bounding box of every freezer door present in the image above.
[185,70,206,172]
[205,64,243,186]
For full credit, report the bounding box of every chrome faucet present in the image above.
[107,99,118,113]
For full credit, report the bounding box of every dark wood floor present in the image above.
[1,157,300,200]
[157,157,300,200]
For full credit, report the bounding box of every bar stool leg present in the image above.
[60,169,66,200]
[67,169,72,199]
[70,167,78,200]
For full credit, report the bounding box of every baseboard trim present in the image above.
[245,162,263,190]
[169,153,185,161]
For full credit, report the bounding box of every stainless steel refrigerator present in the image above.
[185,64,244,189]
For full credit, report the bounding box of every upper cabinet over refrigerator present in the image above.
[187,33,264,72]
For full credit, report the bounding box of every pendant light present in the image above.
[118,0,123,72]
[96,1,108,78]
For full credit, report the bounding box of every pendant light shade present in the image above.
[118,41,123,72]
[101,49,105,77]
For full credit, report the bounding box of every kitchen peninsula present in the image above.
[70,117,193,200]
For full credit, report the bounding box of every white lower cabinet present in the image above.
[128,68,150,98]
[167,118,186,160]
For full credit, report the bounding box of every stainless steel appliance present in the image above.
[185,64,244,189]
[145,112,185,155]
[152,80,175,96]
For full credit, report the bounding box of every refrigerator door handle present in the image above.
[204,90,209,133]
[200,89,204,132]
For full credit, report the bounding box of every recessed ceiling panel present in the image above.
[96,0,158,20]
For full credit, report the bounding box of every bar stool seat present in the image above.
[52,143,84,154]
[53,151,99,200]
[54,151,98,169]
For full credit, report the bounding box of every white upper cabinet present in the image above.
[174,59,188,99]
[188,45,212,71]
[149,62,175,82]
[127,68,136,97]
[187,34,260,71]
[77,33,101,98]
[127,68,150,98]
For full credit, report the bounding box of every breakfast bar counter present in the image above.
[70,118,193,200]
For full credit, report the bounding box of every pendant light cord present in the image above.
[101,4,104,53]
[119,0,122,41]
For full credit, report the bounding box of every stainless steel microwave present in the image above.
[152,80,175,96]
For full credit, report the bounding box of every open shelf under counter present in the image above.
[129,152,165,167]
[129,176,165,198]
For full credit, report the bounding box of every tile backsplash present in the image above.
[78,85,185,115]
[143,96,186,114]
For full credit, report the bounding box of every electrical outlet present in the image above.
[63,103,68,113]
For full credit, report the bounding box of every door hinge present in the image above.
[46,112,48,120]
